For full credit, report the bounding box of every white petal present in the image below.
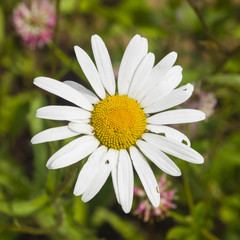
[91,35,116,95]
[71,119,90,124]
[142,133,204,164]
[74,46,106,99]
[34,77,93,111]
[140,52,178,99]
[74,146,107,196]
[36,106,91,121]
[31,126,79,144]
[147,109,206,125]
[130,146,160,207]
[151,51,177,83]
[81,150,111,202]
[136,140,181,176]
[144,83,194,113]
[146,125,191,146]
[128,53,155,101]
[68,122,94,135]
[108,149,120,203]
[46,135,99,169]
[118,35,148,95]
[118,150,134,213]
[141,66,182,107]
[64,80,99,104]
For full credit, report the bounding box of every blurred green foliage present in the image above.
[0,0,240,239]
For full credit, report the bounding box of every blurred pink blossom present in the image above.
[185,87,217,119]
[134,174,177,222]
[12,0,56,49]
[175,87,217,137]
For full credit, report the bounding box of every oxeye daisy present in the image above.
[31,34,205,213]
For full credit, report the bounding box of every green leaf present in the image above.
[0,195,48,217]
[191,202,212,230]
[0,7,4,49]
[209,74,240,86]
[207,133,240,192]
[0,92,31,137]
[92,207,144,240]
[73,197,88,226]
[168,211,190,224]
[220,194,240,225]
[167,226,190,239]
[60,0,78,14]
[0,152,30,198]
[27,94,48,194]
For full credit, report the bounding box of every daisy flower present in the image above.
[31,34,205,213]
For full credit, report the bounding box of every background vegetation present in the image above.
[0,0,240,239]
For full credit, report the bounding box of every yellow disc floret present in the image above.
[91,95,147,150]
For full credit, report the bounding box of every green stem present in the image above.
[212,44,240,74]
[51,162,80,202]
[183,126,194,211]
[8,202,62,235]
[51,0,61,75]
[48,42,86,80]
[202,229,221,240]
[183,173,194,211]
[186,0,228,54]
[8,163,79,235]
[187,0,240,74]
[168,211,190,224]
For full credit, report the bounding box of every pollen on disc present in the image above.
[91,95,147,150]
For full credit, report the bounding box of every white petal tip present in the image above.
[74,46,83,58]
[33,77,52,89]
[166,51,178,63]
[201,112,206,120]
[149,52,155,59]
[30,137,36,144]
[31,139,38,145]
[196,157,204,164]
[152,201,160,208]
[168,169,182,177]
[74,45,80,52]
[73,190,80,196]
[33,77,41,85]
[46,164,52,169]
[122,206,131,214]
[174,171,182,177]
[134,34,141,38]
[35,112,41,118]
[185,83,194,92]
[195,111,206,121]
[47,162,60,170]
[81,196,89,203]
[169,51,177,58]
[91,34,100,41]
[34,76,47,81]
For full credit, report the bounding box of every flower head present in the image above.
[134,174,177,222]
[12,0,56,49]
[31,34,205,213]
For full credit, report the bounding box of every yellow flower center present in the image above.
[91,95,147,150]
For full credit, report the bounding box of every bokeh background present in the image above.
[1,0,240,239]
